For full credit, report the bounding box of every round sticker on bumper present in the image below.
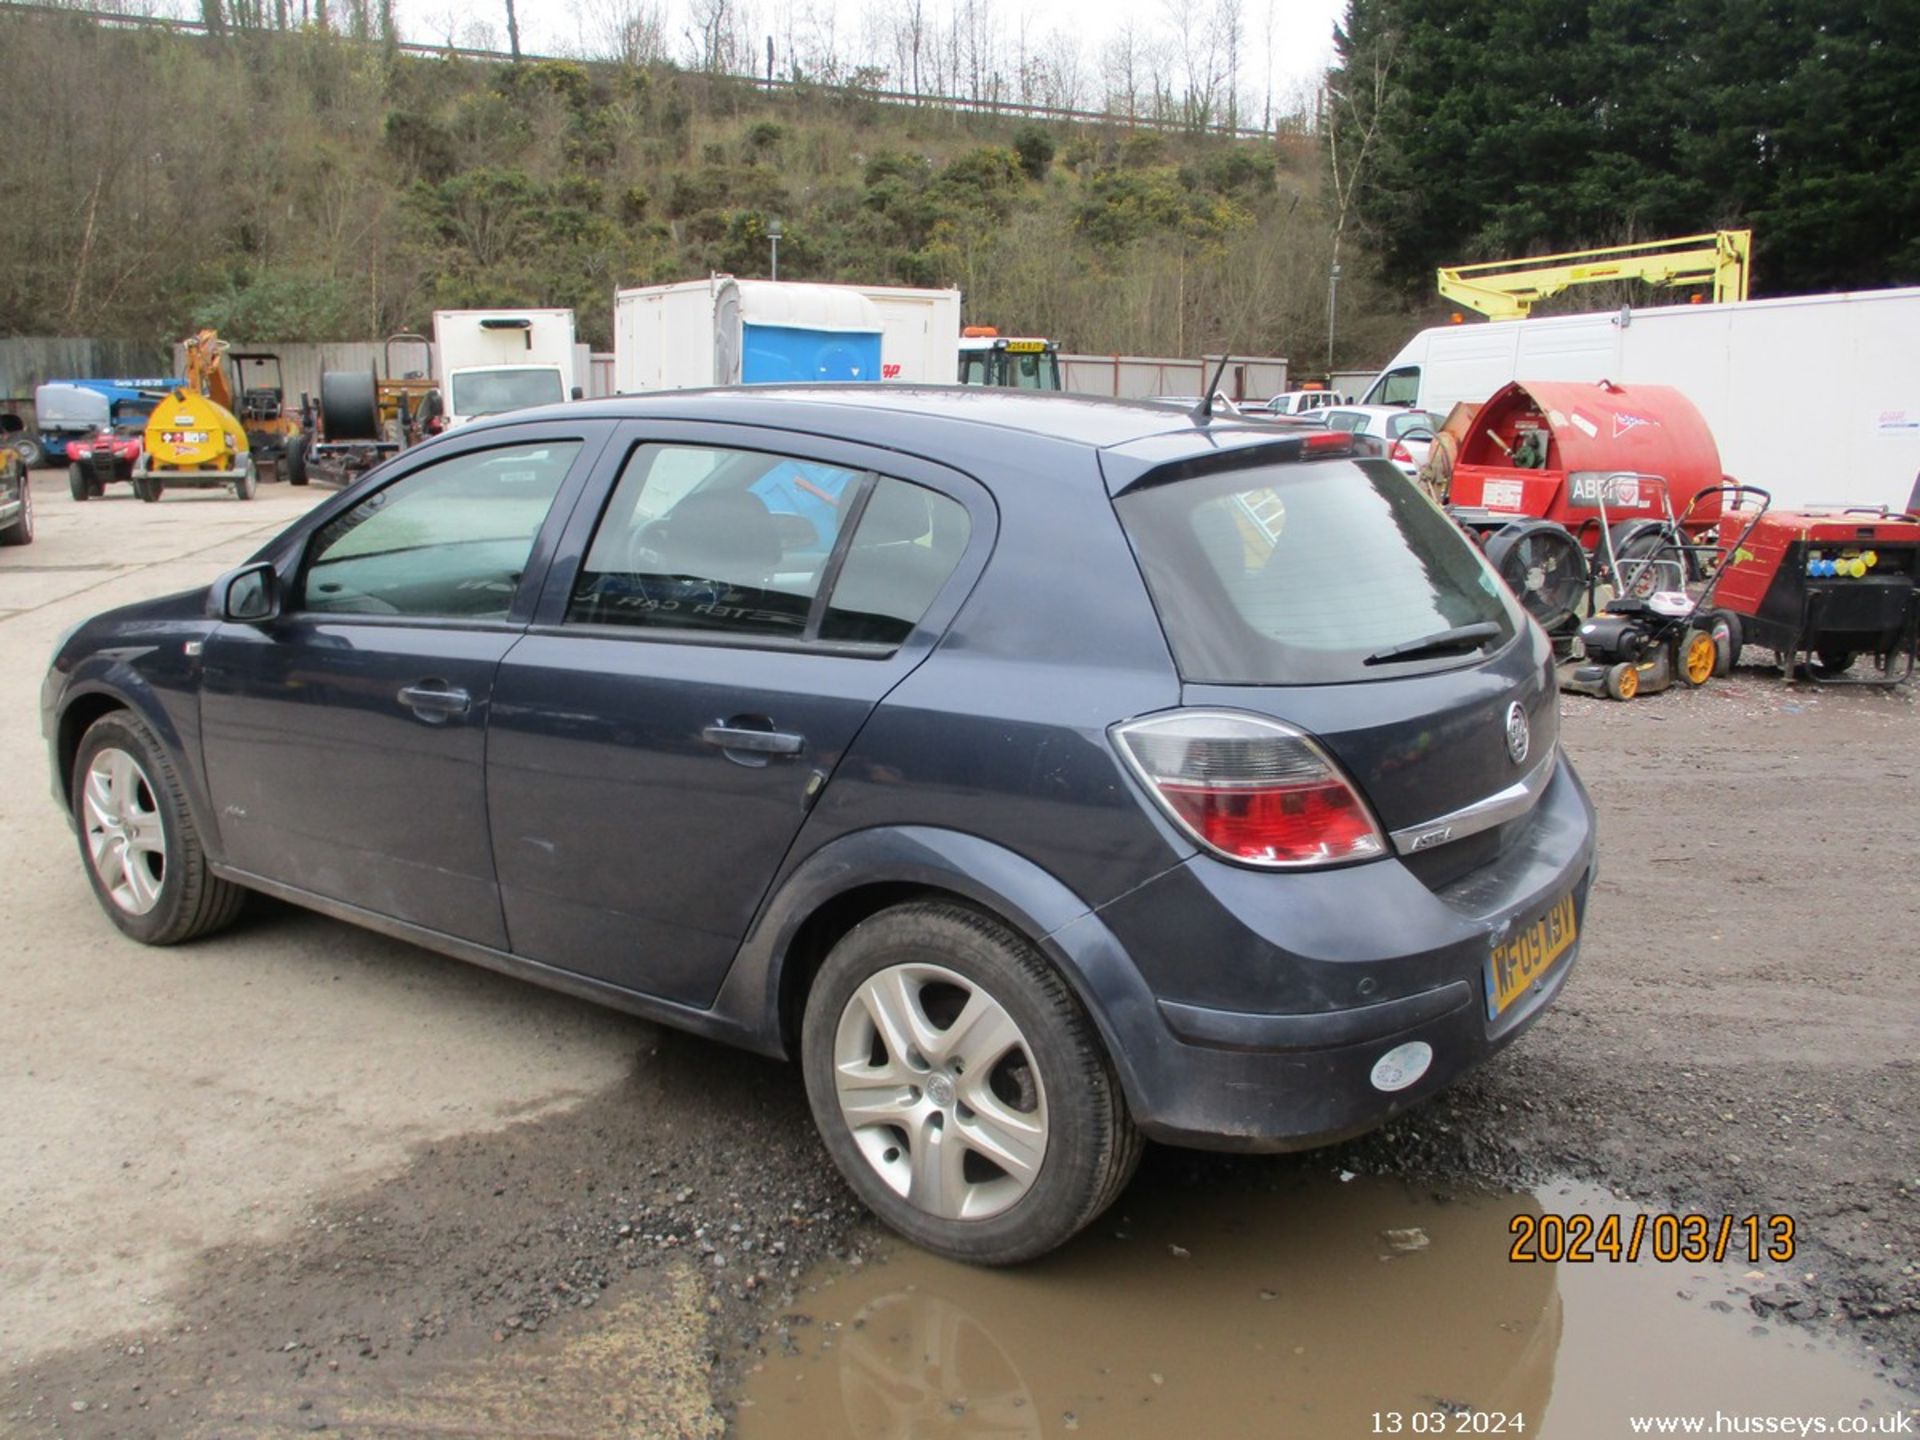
[1370,1041,1433,1093]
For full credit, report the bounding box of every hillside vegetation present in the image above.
[0,9,1411,366]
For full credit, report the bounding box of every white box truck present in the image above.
[613,277,958,392]
[852,284,963,382]
[1362,288,1920,510]
[431,309,580,428]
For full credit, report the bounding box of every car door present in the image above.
[486,422,990,1007]
[197,425,607,946]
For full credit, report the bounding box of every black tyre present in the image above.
[10,434,46,469]
[1680,628,1715,688]
[69,463,90,502]
[1605,661,1640,701]
[285,433,309,487]
[1708,609,1743,677]
[801,902,1141,1265]
[0,474,31,545]
[134,466,162,503]
[235,456,258,500]
[71,711,245,945]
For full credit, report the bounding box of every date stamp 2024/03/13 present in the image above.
[1508,1212,1796,1264]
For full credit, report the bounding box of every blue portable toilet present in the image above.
[713,280,885,385]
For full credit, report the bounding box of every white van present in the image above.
[1361,289,1920,510]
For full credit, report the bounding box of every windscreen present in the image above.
[1115,457,1520,684]
[449,367,566,417]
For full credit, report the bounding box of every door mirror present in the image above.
[210,562,281,623]
[570,386,585,401]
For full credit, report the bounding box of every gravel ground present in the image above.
[3,472,1915,1434]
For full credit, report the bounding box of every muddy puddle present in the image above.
[735,1171,1911,1439]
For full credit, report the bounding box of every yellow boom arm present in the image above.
[1436,230,1752,321]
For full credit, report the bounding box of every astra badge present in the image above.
[1505,702,1530,766]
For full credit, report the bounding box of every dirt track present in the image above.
[2,470,1915,1434]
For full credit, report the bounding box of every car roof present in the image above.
[459,384,1283,456]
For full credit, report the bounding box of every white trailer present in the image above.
[614,277,938,392]
[431,309,580,428]
[1362,288,1920,510]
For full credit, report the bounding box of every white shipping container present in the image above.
[1363,288,1920,510]
[614,277,957,392]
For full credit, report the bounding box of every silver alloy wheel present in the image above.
[832,961,1049,1221]
[82,747,167,915]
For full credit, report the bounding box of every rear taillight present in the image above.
[1111,710,1386,869]
[1389,440,1413,464]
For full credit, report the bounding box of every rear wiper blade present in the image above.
[1363,621,1503,666]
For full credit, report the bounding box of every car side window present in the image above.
[567,446,970,648]
[822,478,972,645]
[299,441,579,619]
[567,444,863,639]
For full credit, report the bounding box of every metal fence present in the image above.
[0,337,173,423]
[2,2,1310,145]
[1060,353,1289,403]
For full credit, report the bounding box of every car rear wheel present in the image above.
[72,712,245,945]
[0,475,31,545]
[801,902,1141,1265]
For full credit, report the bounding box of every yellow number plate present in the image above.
[1486,892,1577,1018]
[1003,339,1046,353]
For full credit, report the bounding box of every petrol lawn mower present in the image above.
[1561,482,1771,700]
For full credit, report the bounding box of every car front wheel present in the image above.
[72,712,245,945]
[801,902,1141,1265]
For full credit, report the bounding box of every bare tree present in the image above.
[504,0,521,59]
[572,0,669,65]
[1100,20,1143,118]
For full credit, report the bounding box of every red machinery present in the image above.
[1445,380,1730,633]
[1705,503,1920,683]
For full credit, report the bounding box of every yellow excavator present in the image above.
[133,330,270,502]
[1436,230,1752,321]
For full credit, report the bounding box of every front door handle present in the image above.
[701,723,804,756]
[398,683,471,720]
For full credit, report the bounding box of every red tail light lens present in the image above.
[1112,711,1386,868]
[1389,440,1413,464]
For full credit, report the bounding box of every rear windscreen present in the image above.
[1115,457,1520,684]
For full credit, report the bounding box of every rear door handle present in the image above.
[398,683,471,719]
[701,724,804,756]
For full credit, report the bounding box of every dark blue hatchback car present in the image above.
[44,387,1595,1262]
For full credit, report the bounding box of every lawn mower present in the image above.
[1561,481,1772,700]
[1700,502,1920,684]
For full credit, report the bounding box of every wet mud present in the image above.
[736,1169,1911,1439]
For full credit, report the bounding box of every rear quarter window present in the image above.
[1114,457,1520,684]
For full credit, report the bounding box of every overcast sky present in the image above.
[391,0,1348,117]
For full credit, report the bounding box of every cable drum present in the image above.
[1484,520,1589,632]
[319,367,381,441]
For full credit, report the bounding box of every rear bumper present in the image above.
[1092,756,1597,1152]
